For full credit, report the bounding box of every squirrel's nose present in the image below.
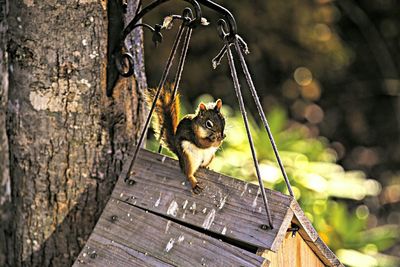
[218,133,225,141]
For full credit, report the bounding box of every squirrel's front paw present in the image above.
[192,182,204,194]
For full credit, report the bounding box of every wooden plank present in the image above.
[290,200,319,242]
[114,149,294,251]
[269,205,294,252]
[261,232,325,267]
[74,233,173,267]
[297,233,325,267]
[74,197,266,267]
[256,207,294,256]
[261,258,271,267]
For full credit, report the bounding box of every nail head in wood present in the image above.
[126,179,136,185]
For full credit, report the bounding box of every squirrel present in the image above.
[147,84,226,194]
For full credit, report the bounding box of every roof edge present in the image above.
[269,198,295,252]
[290,200,344,267]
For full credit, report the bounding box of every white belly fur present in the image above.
[181,140,218,169]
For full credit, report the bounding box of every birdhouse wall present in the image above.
[261,232,325,267]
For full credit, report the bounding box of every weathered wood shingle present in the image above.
[112,149,294,251]
[74,199,267,266]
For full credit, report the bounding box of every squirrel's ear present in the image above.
[199,102,207,111]
[215,99,222,111]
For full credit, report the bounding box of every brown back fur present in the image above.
[146,84,180,154]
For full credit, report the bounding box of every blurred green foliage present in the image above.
[147,96,399,266]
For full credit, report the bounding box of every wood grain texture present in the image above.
[74,197,266,267]
[114,148,294,251]
[290,200,319,242]
[305,237,344,267]
[261,232,325,267]
[269,205,294,252]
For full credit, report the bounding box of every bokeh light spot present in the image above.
[300,80,321,101]
[260,163,280,183]
[314,23,332,41]
[294,67,313,86]
[356,205,369,220]
[304,104,324,124]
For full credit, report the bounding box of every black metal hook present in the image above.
[108,0,200,97]
[113,7,195,81]
[106,0,238,97]
[198,0,236,37]
[217,18,229,40]
[115,52,135,78]
[184,0,202,28]
[122,0,199,42]
[210,19,232,69]
[287,223,300,237]
[121,0,236,43]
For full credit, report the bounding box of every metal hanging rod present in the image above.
[110,0,295,230]
[125,10,191,182]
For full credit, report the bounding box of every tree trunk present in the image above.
[0,0,11,265]
[2,0,147,266]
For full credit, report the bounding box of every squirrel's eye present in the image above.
[205,120,214,129]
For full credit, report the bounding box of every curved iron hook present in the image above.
[114,1,201,80]
[122,0,236,38]
[217,18,230,40]
[198,0,236,37]
[131,23,156,33]
[122,0,202,43]
[107,0,239,96]
[185,0,202,28]
[115,52,135,77]
[182,7,196,25]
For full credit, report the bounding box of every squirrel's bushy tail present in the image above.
[146,84,179,154]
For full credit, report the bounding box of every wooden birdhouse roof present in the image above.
[73,149,343,267]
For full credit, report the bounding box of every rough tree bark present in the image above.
[0,0,11,265]
[2,0,147,266]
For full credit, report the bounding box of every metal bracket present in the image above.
[106,0,238,97]
[287,223,300,238]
